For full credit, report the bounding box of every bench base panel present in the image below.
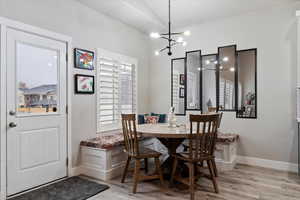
[80,139,155,181]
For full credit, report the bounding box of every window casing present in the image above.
[97,50,137,132]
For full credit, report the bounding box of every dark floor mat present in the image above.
[10,176,109,200]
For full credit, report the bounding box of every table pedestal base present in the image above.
[157,138,189,179]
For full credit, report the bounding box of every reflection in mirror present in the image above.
[202,54,217,113]
[171,58,186,115]
[186,51,201,110]
[237,49,257,118]
[218,45,237,111]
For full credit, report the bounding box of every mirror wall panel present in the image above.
[171,58,186,115]
[170,44,257,118]
[218,45,237,111]
[202,54,217,113]
[236,49,257,118]
[186,50,201,111]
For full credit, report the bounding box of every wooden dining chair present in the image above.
[120,114,165,194]
[183,112,223,177]
[210,111,223,177]
[170,114,220,200]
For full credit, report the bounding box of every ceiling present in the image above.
[76,0,298,33]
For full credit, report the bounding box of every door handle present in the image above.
[9,110,16,116]
[9,122,17,128]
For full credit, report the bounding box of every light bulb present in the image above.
[182,41,187,46]
[219,65,224,70]
[206,60,210,65]
[155,51,160,56]
[214,61,218,64]
[230,67,235,72]
[197,67,201,71]
[184,30,191,36]
[177,37,184,43]
[223,57,229,62]
[150,32,161,39]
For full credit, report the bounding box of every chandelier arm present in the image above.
[160,36,169,40]
[160,32,183,36]
[159,46,169,52]
[160,36,176,42]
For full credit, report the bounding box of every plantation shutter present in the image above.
[98,56,136,132]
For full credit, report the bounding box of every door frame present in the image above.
[0,17,73,199]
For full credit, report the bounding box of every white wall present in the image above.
[149,2,299,164]
[0,0,150,167]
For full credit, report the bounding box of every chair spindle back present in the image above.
[121,114,139,156]
[188,114,220,160]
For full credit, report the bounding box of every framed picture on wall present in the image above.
[74,48,95,70]
[179,74,185,85]
[75,74,94,94]
[179,88,185,98]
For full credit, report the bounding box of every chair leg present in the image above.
[212,159,218,177]
[189,163,195,200]
[207,160,219,193]
[170,157,178,187]
[154,157,165,189]
[133,159,141,194]
[144,158,148,174]
[121,156,131,183]
[199,161,203,167]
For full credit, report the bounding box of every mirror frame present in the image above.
[217,44,238,112]
[171,57,186,116]
[201,53,218,113]
[185,50,202,111]
[236,48,257,119]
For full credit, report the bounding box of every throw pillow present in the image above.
[144,116,159,124]
[138,114,149,124]
[151,113,167,123]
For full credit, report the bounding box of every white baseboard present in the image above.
[69,166,82,177]
[237,156,298,173]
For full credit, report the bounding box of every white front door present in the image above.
[6,28,68,196]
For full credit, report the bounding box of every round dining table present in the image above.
[137,123,190,177]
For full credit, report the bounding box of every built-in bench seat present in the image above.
[80,130,239,181]
[215,133,239,171]
[80,130,155,181]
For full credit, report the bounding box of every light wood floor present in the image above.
[87,164,300,200]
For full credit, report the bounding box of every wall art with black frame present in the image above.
[74,74,95,94]
[74,48,95,70]
[170,45,257,119]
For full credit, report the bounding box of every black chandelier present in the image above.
[150,0,190,56]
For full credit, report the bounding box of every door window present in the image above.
[16,42,59,115]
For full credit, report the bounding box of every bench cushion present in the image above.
[80,130,144,150]
[81,131,239,150]
[80,134,123,149]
